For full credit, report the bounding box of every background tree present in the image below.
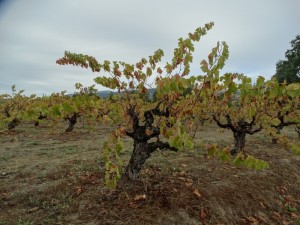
[273,35,300,84]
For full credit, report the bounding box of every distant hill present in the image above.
[96,88,156,99]
[68,88,156,99]
[96,90,117,98]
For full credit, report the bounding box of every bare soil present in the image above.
[0,122,300,225]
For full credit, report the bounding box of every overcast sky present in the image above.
[0,0,299,95]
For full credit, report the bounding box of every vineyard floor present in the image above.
[0,122,300,225]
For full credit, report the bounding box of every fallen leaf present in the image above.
[259,201,266,209]
[185,182,193,187]
[289,212,297,218]
[181,163,188,167]
[75,186,84,196]
[272,212,282,220]
[134,194,146,201]
[129,202,137,208]
[28,207,39,213]
[193,189,202,198]
[245,216,259,225]
[179,171,187,176]
[199,208,207,220]
[185,178,193,187]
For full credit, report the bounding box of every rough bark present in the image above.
[123,104,177,180]
[65,112,80,132]
[8,118,20,130]
[124,140,177,180]
[231,132,246,155]
[34,114,47,127]
[213,114,262,155]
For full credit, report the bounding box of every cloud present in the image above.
[0,0,299,95]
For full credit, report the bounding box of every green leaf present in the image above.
[52,105,61,116]
[62,103,74,114]
[146,67,152,76]
[171,135,181,149]
[219,151,230,162]
[26,110,36,119]
[288,206,297,212]
[234,156,243,166]
[269,86,279,98]
[200,60,209,73]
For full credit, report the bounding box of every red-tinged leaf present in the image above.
[157,67,163,74]
[114,69,122,77]
[141,86,147,94]
[136,62,143,70]
[134,71,140,81]
[129,81,134,89]
[145,128,152,136]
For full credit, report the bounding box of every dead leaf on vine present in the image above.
[118,127,127,135]
[145,129,152,136]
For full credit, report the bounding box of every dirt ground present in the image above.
[0,122,300,225]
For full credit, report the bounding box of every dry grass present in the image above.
[0,122,300,224]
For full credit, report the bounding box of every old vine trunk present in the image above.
[123,104,177,180]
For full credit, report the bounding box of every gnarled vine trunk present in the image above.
[213,114,262,156]
[123,104,177,180]
[232,132,246,155]
[125,141,151,179]
[8,118,20,130]
[65,112,80,132]
[34,114,47,127]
